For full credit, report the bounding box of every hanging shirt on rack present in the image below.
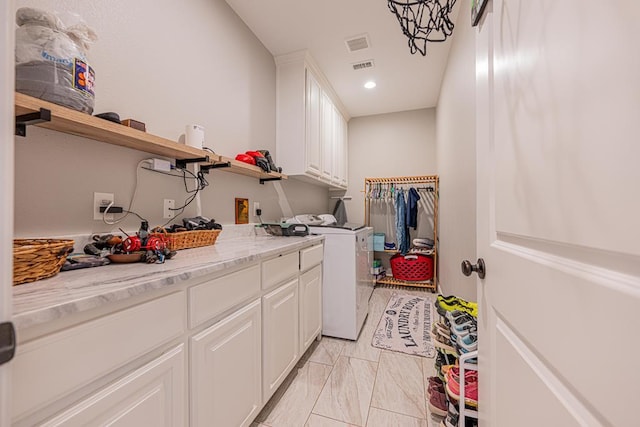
[395,190,410,254]
[406,187,421,230]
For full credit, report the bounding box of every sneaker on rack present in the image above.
[450,314,477,333]
[439,402,459,427]
[440,364,458,378]
[445,367,479,407]
[428,389,448,417]
[433,321,451,338]
[430,328,457,353]
[437,295,478,317]
[428,380,445,397]
[456,333,478,354]
[445,309,470,322]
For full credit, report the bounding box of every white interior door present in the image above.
[0,1,15,425]
[476,1,640,426]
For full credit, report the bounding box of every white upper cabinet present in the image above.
[305,70,322,177]
[276,51,348,189]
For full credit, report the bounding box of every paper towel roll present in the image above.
[185,124,204,149]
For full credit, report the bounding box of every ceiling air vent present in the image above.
[352,59,375,71]
[345,34,370,53]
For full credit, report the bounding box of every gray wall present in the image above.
[435,6,477,301]
[345,109,437,226]
[14,0,329,237]
[343,109,437,277]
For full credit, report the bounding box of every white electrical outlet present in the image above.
[253,201,260,217]
[164,199,175,219]
[93,192,114,221]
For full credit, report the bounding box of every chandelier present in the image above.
[387,0,457,56]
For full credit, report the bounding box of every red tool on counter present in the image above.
[121,220,167,253]
[121,234,166,252]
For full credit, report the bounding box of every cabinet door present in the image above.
[340,113,348,188]
[305,69,322,176]
[13,292,185,421]
[331,105,342,185]
[41,345,185,427]
[262,278,299,401]
[332,106,349,188]
[320,92,334,181]
[191,300,262,427]
[299,265,322,353]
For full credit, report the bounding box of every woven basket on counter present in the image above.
[150,229,221,251]
[13,239,74,286]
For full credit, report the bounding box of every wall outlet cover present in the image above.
[94,192,114,221]
[163,199,175,219]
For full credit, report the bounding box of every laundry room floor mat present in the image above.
[371,292,435,358]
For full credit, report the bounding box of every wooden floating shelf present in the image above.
[14,92,287,183]
[217,155,287,181]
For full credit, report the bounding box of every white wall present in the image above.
[345,109,436,225]
[13,0,328,237]
[435,6,477,301]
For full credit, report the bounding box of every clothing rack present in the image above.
[330,196,352,200]
[364,175,439,291]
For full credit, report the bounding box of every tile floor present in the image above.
[252,286,441,427]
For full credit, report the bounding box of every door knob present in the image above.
[461,258,486,279]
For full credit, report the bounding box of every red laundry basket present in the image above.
[390,253,434,281]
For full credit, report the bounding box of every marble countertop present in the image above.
[12,233,324,331]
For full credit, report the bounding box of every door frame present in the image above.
[0,0,15,425]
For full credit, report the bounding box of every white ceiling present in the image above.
[224,0,462,118]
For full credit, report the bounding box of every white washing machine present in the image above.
[308,224,374,340]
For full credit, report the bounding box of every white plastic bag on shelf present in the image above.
[15,7,98,114]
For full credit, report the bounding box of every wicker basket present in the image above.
[150,229,221,251]
[390,253,434,282]
[13,239,74,286]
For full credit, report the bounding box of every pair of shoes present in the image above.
[435,350,458,379]
[456,332,478,354]
[439,402,458,427]
[440,364,457,377]
[428,388,448,417]
[427,376,445,397]
[431,326,457,353]
[436,295,478,317]
[442,310,477,355]
[446,311,477,332]
[433,321,450,337]
[439,402,478,427]
[445,367,479,407]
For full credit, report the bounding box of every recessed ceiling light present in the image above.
[364,81,376,89]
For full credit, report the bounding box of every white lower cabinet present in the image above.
[13,292,186,423]
[190,299,262,427]
[299,264,322,353]
[262,278,299,401]
[41,345,185,427]
[13,243,323,427]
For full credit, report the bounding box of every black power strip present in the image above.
[99,206,124,214]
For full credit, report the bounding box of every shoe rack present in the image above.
[432,298,478,426]
[459,350,478,426]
